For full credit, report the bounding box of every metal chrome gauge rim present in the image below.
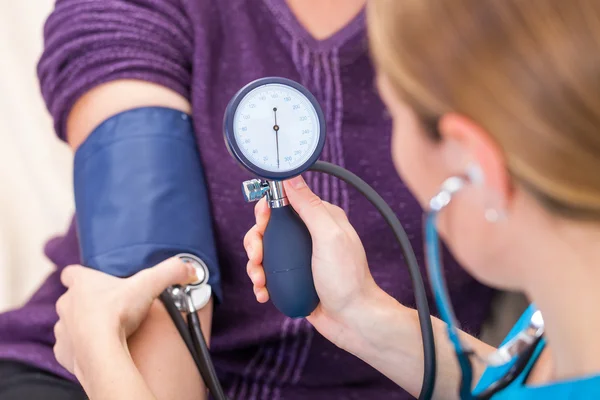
[224,77,326,181]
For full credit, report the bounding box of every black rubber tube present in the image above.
[187,311,228,400]
[159,292,229,400]
[309,161,436,400]
[162,160,435,400]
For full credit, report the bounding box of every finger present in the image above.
[283,176,336,233]
[254,197,270,232]
[253,285,269,303]
[322,201,347,222]
[243,225,261,253]
[52,322,73,373]
[53,341,73,374]
[131,257,197,299]
[55,294,67,318]
[246,261,266,287]
[53,321,62,341]
[244,227,264,264]
[243,225,254,250]
[60,265,82,288]
[322,201,357,236]
[53,341,66,369]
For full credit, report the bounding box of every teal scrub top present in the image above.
[474,305,600,399]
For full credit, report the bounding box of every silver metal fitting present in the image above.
[266,181,290,208]
[242,179,270,202]
[241,179,289,209]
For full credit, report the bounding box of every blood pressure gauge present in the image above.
[223,77,325,318]
[224,77,326,180]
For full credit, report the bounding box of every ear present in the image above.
[438,113,512,205]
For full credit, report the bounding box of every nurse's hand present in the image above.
[244,175,381,345]
[53,258,198,377]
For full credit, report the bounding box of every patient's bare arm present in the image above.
[127,298,212,400]
[66,80,210,400]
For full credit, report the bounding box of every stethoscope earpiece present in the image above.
[465,163,485,186]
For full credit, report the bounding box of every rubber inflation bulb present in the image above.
[262,205,319,318]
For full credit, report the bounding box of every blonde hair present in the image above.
[368,1,600,219]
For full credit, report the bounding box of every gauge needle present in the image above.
[273,107,280,169]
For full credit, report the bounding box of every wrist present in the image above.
[74,336,158,400]
[74,331,130,386]
[337,285,415,358]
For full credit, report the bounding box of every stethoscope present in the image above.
[160,77,545,400]
[426,176,545,399]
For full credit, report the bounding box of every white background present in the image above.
[0,1,74,311]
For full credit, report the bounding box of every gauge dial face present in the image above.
[232,83,321,174]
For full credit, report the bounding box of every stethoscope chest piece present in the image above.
[169,253,212,313]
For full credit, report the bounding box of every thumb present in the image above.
[284,175,334,233]
[131,257,198,299]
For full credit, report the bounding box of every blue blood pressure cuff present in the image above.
[73,107,222,303]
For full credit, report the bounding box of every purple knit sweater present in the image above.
[0,1,494,398]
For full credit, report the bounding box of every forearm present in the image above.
[127,299,212,400]
[74,300,211,400]
[338,288,493,400]
[75,337,158,400]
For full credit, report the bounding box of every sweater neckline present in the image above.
[262,0,366,53]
